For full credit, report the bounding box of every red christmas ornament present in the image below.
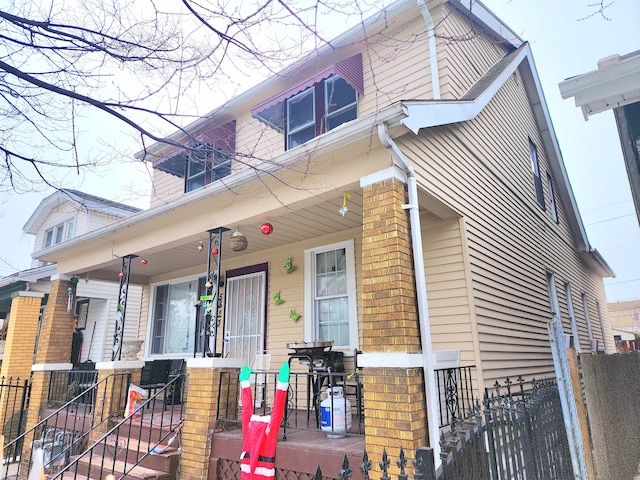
[141,259,148,265]
[118,272,125,279]
[261,222,274,235]
[212,248,219,255]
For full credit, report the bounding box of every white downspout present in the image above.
[417,0,441,99]
[377,122,441,467]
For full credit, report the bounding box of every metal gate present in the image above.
[0,376,31,462]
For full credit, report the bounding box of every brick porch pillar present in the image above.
[89,361,143,443]
[0,292,44,380]
[181,358,242,480]
[359,169,428,464]
[24,276,77,434]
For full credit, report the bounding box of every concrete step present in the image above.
[67,455,174,480]
[91,435,180,475]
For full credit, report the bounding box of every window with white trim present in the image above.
[581,293,594,350]
[529,140,545,209]
[186,144,232,192]
[304,240,358,350]
[564,283,580,352]
[547,172,558,222]
[43,219,75,248]
[286,75,358,150]
[150,275,205,355]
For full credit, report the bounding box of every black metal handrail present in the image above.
[2,372,131,479]
[50,374,185,480]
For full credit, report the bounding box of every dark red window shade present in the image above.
[152,120,236,177]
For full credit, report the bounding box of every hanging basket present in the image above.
[230,230,248,251]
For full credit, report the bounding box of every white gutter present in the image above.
[417,0,440,99]
[377,122,441,467]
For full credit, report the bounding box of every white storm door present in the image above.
[223,270,267,364]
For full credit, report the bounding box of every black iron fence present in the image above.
[47,369,99,411]
[434,365,475,428]
[312,377,572,480]
[0,376,31,463]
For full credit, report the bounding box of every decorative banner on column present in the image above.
[111,254,137,361]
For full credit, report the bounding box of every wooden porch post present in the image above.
[359,171,428,467]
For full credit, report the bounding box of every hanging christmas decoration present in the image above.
[198,241,204,252]
[339,193,351,217]
[230,229,248,251]
[206,280,213,289]
[261,222,274,235]
[118,271,125,279]
[212,248,219,256]
[141,259,148,265]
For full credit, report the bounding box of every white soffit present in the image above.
[559,52,640,119]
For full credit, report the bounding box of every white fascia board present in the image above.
[401,44,529,133]
[17,264,57,282]
[449,0,523,48]
[559,54,640,118]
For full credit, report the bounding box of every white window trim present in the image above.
[287,88,316,150]
[564,283,581,353]
[146,273,205,359]
[43,217,76,249]
[581,293,594,349]
[303,239,358,351]
[547,173,558,222]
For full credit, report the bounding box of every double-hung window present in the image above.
[286,74,358,150]
[304,240,358,350]
[529,140,545,209]
[186,144,232,193]
[43,219,75,248]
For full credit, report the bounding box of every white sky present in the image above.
[1,0,639,303]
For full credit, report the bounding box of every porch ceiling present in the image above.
[75,188,365,285]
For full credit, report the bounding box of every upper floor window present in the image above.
[286,75,358,149]
[529,140,545,209]
[151,121,236,194]
[252,54,364,148]
[43,219,75,248]
[547,172,558,222]
[304,240,358,350]
[186,145,232,193]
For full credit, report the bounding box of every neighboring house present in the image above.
[0,189,142,367]
[559,50,640,224]
[608,299,640,348]
[5,0,616,475]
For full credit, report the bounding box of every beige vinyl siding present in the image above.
[34,205,80,251]
[235,112,284,163]
[359,13,434,115]
[422,213,475,363]
[150,169,186,208]
[435,5,509,100]
[398,70,609,385]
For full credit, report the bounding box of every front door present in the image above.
[223,264,268,365]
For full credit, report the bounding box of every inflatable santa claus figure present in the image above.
[239,362,289,480]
